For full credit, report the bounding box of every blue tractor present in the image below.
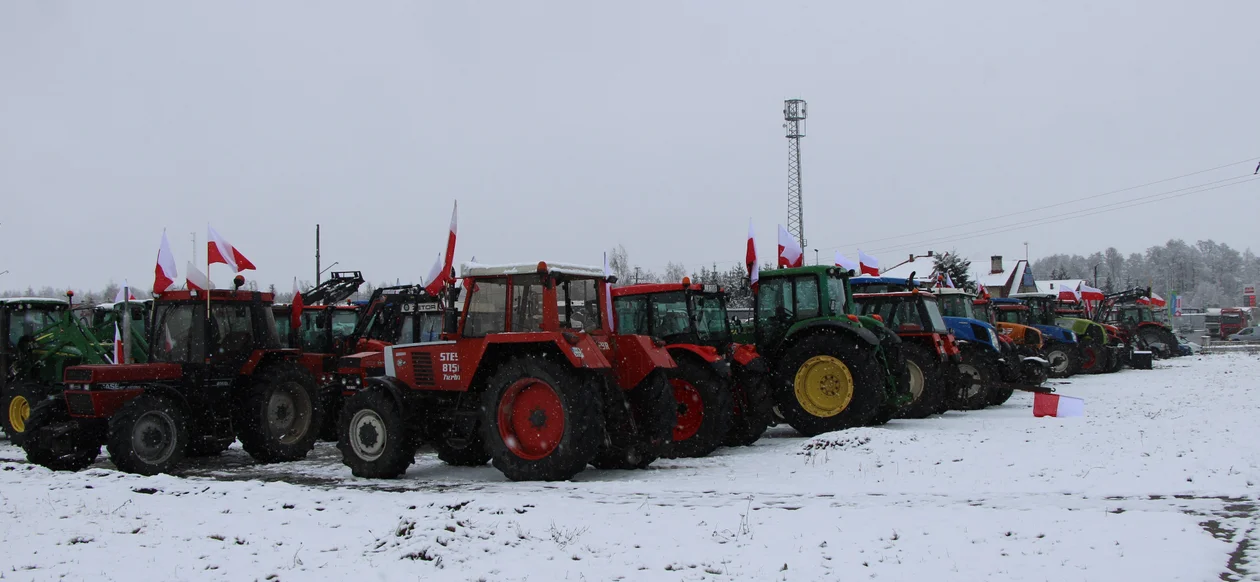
[990,297,1079,378]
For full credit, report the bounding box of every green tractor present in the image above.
[84,300,152,363]
[738,265,907,436]
[2,295,112,445]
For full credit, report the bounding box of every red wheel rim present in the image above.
[1082,346,1097,370]
[671,378,705,442]
[496,378,565,461]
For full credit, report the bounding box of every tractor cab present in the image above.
[144,290,284,372]
[87,300,152,362]
[612,282,731,351]
[273,271,365,355]
[996,296,1080,377]
[350,284,455,352]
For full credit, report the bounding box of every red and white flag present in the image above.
[1147,292,1166,307]
[777,225,803,268]
[978,283,990,299]
[1033,392,1084,417]
[154,230,178,293]
[1077,282,1104,301]
[424,201,458,295]
[858,250,879,276]
[834,251,859,273]
[1058,285,1081,302]
[186,261,212,291]
[113,323,123,365]
[291,277,304,330]
[207,225,256,272]
[114,280,136,303]
[746,220,759,288]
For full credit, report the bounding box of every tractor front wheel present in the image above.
[896,345,945,419]
[337,388,414,478]
[23,399,101,471]
[481,358,602,481]
[2,383,43,446]
[724,377,770,447]
[238,363,323,463]
[951,358,992,411]
[433,430,491,467]
[1078,340,1106,374]
[774,334,883,437]
[107,394,188,475]
[1044,343,1078,378]
[663,360,734,459]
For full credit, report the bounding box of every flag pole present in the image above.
[121,280,132,364]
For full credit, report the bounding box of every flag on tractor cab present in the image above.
[154,230,178,294]
[776,225,803,268]
[113,323,123,365]
[114,280,136,303]
[858,250,879,276]
[746,220,759,289]
[1033,392,1084,417]
[207,225,256,272]
[291,277,304,330]
[834,251,859,273]
[424,202,458,295]
[978,284,990,299]
[1058,285,1081,302]
[186,261,212,291]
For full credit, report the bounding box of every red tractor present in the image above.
[336,261,677,482]
[22,283,324,475]
[611,281,771,454]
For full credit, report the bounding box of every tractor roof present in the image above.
[933,287,974,297]
[154,289,275,303]
[854,291,937,301]
[761,265,850,279]
[611,282,722,297]
[461,261,607,279]
[0,297,68,306]
[1010,292,1056,300]
[991,297,1026,305]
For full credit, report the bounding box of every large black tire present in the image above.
[773,333,884,437]
[1044,342,1077,378]
[724,372,770,446]
[481,357,603,481]
[1078,339,1107,375]
[23,399,101,471]
[591,370,674,470]
[106,394,188,475]
[433,430,491,467]
[663,359,734,459]
[896,345,945,419]
[987,383,1016,406]
[2,383,44,446]
[951,357,991,411]
[337,388,414,478]
[237,362,323,463]
[317,388,343,442]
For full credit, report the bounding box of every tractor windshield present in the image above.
[1025,298,1054,325]
[922,299,948,331]
[972,302,992,323]
[650,291,690,340]
[937,294,975,319]
[826,274,849,316]
[150,304,204,363]
[7,304,64,347]
[689,292,730,345]
[855,297,947,333]
[556,277,602,333]
[996,307,1031,326]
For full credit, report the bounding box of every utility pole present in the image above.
[315,224,321,285]
[784,99,807,250]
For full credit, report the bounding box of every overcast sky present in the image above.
[2,1,1258,292]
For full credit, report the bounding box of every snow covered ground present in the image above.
[2,354,1259,581]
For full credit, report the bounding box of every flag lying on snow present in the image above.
[858,250,879,276]
[777,225,803,268]
[186,261,212,291]
[112,323,123,365]
[1033,392,1084,417]
[291,277,304,330]
[746,219,759,288]
[834,251,859,273]
[207,225,256,272]
[154,230,178,294]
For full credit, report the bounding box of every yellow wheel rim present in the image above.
[793,355,855,418]
[9,395,30,434]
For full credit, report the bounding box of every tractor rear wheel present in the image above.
[1044,343,1077,378]
[2,382,43,446]
[481,357,602,481]
[23,399,101,471]
[1078,340,1106,374]
[951,358,991,411]
[433,430,491,466]
[337,388,414,478]
[663,359,734,459]
[107,394,188,475]
[237,362,322,463]
[896,345,944,419]
[591,370,674,470]
[774,333,883,437]
[724,377,770,446]
[987,383,1016,406]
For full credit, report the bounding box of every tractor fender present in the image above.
[667,345,730,378]
[361,375,412,414]
[1034,325,1077,345]
[606,335,677,391]
[784,319,880,349]
[731,343,764,370]
[468,338,612,396]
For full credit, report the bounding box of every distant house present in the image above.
[974,255,1038,298]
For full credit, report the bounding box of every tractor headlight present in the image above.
[1069,331,1077,342]
[987,328,999,351]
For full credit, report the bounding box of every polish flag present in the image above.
[746,220,759,288]
[1058,285,1081,302]
[1077,282,1104,301]
[424,202,458,295]
[424,253,444,293]
[858,250,879,276]
[186,261,212,291]
[834,251,859,273]
[114,280,136,303]
[978,284,990,299]
[154,230,178,293]
[113,323,124,365]
[291,277,304,330]
[777,225,803,268]
[1033,392,1084,417]
[1147,292,1166,307]
[207,226,256,272]
[603,251,615,333]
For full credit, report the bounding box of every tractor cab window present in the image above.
[331,310,358,341]
[756,277,795,342]
[826,275,848,316]
[613,295,650,335]
[151,304,203,363]
[511,275,546,332]
[557,278,601,333]
[651,292,690,339]
[7,306,62,348]
[972,302,991,323]
[937,294,975,319]
[796,277,820,318]
[690,292,730,344]
[1026,299,1053,325]
[208,303,257,358]
[922,300,948,332]
[463,279,509,337]
[996,308,1026,325]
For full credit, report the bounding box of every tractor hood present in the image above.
[1034,324,1077,344]
[942,316,1000,353]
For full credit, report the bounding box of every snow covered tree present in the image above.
[933,252,973,292]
